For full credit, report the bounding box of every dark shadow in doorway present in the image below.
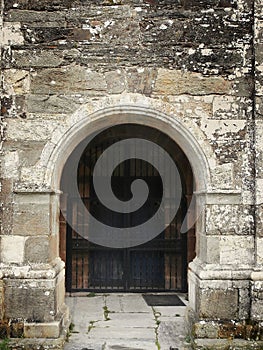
[143,294,185,306]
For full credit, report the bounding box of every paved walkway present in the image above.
[64,293,190,350]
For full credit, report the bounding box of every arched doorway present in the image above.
[60,123,195,293]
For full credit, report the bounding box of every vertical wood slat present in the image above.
[64,126,190,293]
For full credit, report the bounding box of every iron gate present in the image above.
[66,201,187,292]
[64,126,189,293]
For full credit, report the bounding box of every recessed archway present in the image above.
[45,103,211,310]
[59,123,195,292]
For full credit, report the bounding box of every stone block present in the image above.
[188,269,198,312]
[24,321,61,338]
[6,9,66,26]
[255,0,263,18]
[153,69,232,96]
[198,234,220,264]
[206,205,254,236]
[256,96,263,116]
[55,271,65,313]
[24,236,50,263]
[251,299,263,321]
[211,163,234,190]
[105,70,125,94]
[6,118,59,141]
[206,236,220,264]
[219,236,254,265]
[238,287,250,320]
[126,67,157,95]
[256,204,263,237]
[0,235,26,264]
[251,281,263,321]
[49,235,59,262]
[17,141,45,167]
[1,22,24,46]
[26,94,81,114]
[3,69,30,95]
[200,118,246,140]
[13,50,64,68]
[256,179,263,205]
[256,237,263,265]
[31,66,107,95]
[12,194,51,236]
[194,322,219,338]
[2,150,19,179]
[199,288,239,319]
[4,278,57,322]
[194,338,263,350]
[212,96,250,120]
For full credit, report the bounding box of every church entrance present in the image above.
[60,124,194,293]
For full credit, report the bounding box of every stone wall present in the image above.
[0,0,262,349]
[253,0,263,327]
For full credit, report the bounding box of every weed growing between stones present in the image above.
[87,320,98,334]
[153,307,161,349]
[66,322,75,342]
[103,306,111,321]
[0,339,10,350]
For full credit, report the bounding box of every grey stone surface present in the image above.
[24,236,50,263]
[199,289,239,319]
[64,294,188,350]
[4,279,57,322]
[0,0,262,349]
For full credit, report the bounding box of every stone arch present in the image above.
[45,104,211,193]
[44,102,212,295]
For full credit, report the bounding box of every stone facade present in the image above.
[0,0,262,349]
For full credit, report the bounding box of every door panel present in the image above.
[64,125,189,293]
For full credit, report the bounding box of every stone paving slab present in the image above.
[158,320,186,349]
[64,293,188,350]
[105,340,157,349]
[66,296,105,333]
[87,327,156,340]
[64,341,105,350]
[154,306,186,317]
[96,313,156,328]
[106,294,152,313]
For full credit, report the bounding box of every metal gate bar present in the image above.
[65,128,188,293]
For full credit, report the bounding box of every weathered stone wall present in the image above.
[0,0,262,348]
[253,0,263,325]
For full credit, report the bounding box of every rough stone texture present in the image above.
[199,288,239,320]
[0,281,4,321]
[4,279,57,322]
[0,0,262,348]
[65,294,190,350]
[194,338,263,350]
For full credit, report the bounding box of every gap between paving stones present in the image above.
[64,293,189,350]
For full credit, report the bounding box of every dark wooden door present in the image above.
[64,126,188,293]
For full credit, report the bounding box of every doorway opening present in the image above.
[60,124,195,293]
